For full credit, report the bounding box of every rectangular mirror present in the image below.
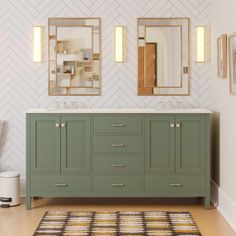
[48,18,101,96]
[138,18,190,96]
[217,34,227,79]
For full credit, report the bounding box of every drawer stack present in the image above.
[92,115,144,195]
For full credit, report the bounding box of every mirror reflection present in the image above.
[138,18,190,96]
[145,26,181,87]
[48,18,101,96]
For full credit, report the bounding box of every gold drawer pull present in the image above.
[54,183,68,187]
[112,183,125,187]
[176,124,181,128]
[112,124,125,127]
[61,123,66,128]
[112,164,125,167]
[55,123,60,128]
[112,144,126,147]
[169,183,183,187]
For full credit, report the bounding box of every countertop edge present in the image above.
[26,109,213,114]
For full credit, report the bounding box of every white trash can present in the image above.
[0,171,20,207]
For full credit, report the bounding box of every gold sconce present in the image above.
[33,26,43,62]
[196,26,205,63]
[115,26,124,62]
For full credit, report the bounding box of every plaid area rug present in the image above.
[34,211,202,236]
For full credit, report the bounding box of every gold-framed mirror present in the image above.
[48,18,101,96]
[137,18,190,96]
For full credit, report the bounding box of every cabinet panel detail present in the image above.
[31,175,90,195]
[93,115,142,133]
[30,115,60,172]
[145,116,175,172]
[93,135,143,155]
[93,157,142,172]
[61,116,90,172]
[175,116,206,173]
[145,175,205,195]
[93,175,142,193]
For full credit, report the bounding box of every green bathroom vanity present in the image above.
[26,109,211,209]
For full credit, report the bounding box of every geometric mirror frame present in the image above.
[137,18,190,96]
[229,32,236,95]
[48,18,101,96]
[217,34,227,79]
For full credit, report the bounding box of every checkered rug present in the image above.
[34,211,202,235]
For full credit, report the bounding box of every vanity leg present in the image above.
[26,195,31,210]
[205,196,211,209]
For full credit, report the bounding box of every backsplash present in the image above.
[0,0,211,176]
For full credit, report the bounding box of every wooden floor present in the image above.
[0,197,235,236]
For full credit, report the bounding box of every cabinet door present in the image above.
[30,115,60,172]
[61,116,90,172]
[145,116,175,172]
[175,115,205,173]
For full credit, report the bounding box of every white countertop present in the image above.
[26,108,212,114]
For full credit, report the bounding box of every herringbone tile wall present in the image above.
[0,0,211,179]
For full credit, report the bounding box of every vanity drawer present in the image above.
[93,115,142,134]
[93,135,143,154]
[145,175,205,195]
[31,175,90,195]
[93,157,142,172]
[93,175,142,193]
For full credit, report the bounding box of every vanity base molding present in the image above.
[26,112,211,209]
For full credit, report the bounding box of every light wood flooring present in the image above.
[0,197,235,236]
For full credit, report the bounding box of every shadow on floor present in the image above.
[28,197,204,209]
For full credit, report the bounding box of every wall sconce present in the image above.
[196,26,205,63]
[115,26,124,62]
[33,26,43,63]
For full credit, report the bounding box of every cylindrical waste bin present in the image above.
[0,171,20,207]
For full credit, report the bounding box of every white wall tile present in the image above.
[0,0,211,176]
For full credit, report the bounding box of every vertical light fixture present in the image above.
[196,26,205,63]
[115,26,124,62]
[33,26,43,62]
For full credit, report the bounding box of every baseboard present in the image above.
[211,180,219,207]
[211,180,236,232]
